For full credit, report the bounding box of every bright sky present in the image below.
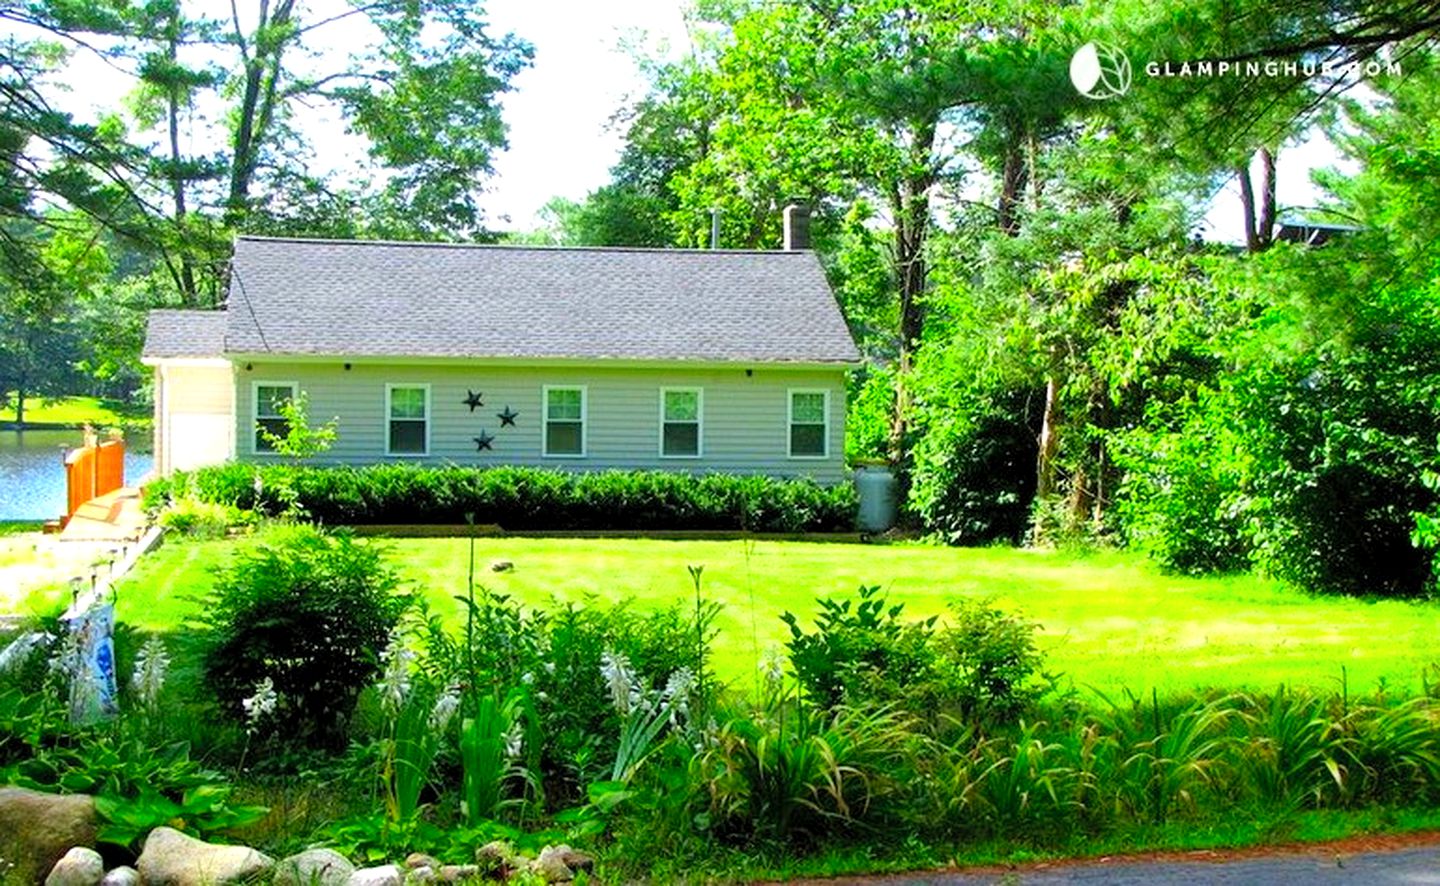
[481,0,692,226]
[12,0,1346,241]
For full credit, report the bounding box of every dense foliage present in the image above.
[783,585,1049,724]
[547,2,1440,597]
[146,465,858,533]
[10,542,1440,876]
[199,527,410,744]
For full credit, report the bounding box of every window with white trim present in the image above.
[386,384,430,456]
[788,389,829,458]
[543,386,585,456]
[253,382,297,453]
[660,388,702,457]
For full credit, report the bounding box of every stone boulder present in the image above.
[273,849,354,886]
[403,854,440,871]
[136,827,273,886]
[347,865,403,886]
[473,841,515,876]
[530,845,594,882]
[98,867,138,886]
[0,787,98,884]
[42,848,104,886]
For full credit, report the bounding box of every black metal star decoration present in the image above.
[497,406,519,427]
[464,390,485,411]
[473,430,495,451]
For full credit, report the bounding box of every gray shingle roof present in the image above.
[142,309,227,359]
[219,236,860,364]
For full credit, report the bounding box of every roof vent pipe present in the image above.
[710,208,721,249]
[783,204,811,251]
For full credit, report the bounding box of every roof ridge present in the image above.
[234,234,812,256]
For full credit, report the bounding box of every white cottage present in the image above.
[141,217,860,483]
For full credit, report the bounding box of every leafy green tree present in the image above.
[255,391,339,463]
[0,218,114,425]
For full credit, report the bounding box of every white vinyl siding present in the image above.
[385,384,430,456]
[543,385,586,457]
[234,364,847,483]
[153,361,235,474]
[252,381,297,454]
[659,387,702,458]
[788,389,829,458]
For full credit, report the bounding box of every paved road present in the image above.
[818,845,1440,885]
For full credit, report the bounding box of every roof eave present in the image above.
[221,352,860,371]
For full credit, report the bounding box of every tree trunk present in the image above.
[226,0,295,225]
[887,174,932,466]
[1237,147,1279,253]
[1035,374,1060,500]
[1257,146,1277,249]
[997,141,1026,236]
[165,19,198,306]
[1237,163,1257,250]
[885,120,937,469]
[13,384,24,428]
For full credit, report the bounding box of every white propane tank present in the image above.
[854,462,898,533]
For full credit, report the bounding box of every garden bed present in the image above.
[8,525,1440,884]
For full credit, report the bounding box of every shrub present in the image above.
[909,387,1043,545]
[782,586,1050,725]
[937,599,1049,723]
[199,526,410,745]
[146,465,857,533]
[1234,340,1440,596]
[156,497,252,539]
[1111,393,1253,575]
[782,585,936,712]
[409,582,716,808]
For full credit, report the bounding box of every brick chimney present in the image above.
[782,204,811,251]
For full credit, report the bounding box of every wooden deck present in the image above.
[59,487,147,543]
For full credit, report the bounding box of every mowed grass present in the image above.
[112,534,1440,697]
[1,393,149,427]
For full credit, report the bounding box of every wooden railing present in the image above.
[64,428,126,519]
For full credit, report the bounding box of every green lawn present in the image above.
[109,533,1440,697]
[1,393,150,427]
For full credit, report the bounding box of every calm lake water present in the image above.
[0,430,153,520]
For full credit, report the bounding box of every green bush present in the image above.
[1111,393,1253,575]
[782,586,1049,725]
[938,599,1049,723]
[156,497,253,539]
[408,585,715,808]
[909,388,1042,545]
[782,585,936,712]
[200,526,411,745]
[1233,328,1440,597]
[146,465,857,532]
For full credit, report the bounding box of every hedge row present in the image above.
[145,463,858,532]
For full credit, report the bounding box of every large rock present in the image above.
[403,854,440,872]
[136,827,273,886]
[43,848,104,886]
[346,865,403,886]
[529,846,573,883]
[98,867,138,886]
[473,841,515,876]
[530,845,593,882]
[273,849,354,886]
[0,787,98,884]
